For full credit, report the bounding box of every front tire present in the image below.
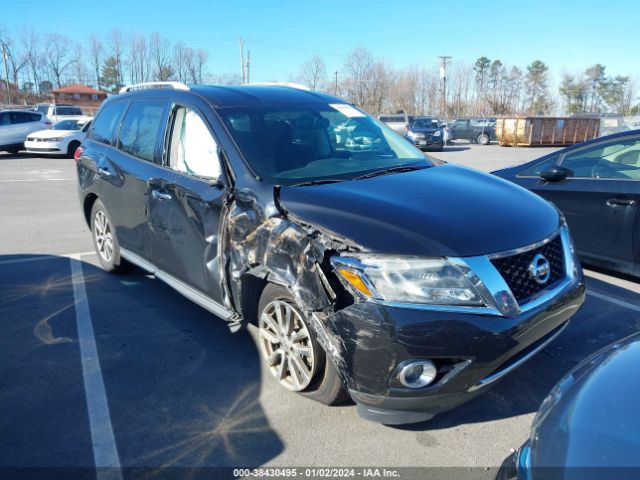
[67,141,80,158]
[90,199,130,274]
[257,283,349,405]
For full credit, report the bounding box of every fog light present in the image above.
[398,360,437,389]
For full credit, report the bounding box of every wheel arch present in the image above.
[83,193,99,226]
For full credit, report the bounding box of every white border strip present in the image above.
[587,290,640,313]
[70,256,122,480]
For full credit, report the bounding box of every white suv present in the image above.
[33,104,84,125]
[0,110,53,153]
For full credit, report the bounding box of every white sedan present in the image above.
[25,117,92,157]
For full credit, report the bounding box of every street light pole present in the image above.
[438,55,451,117]
[2,43,11,105]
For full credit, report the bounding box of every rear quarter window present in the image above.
[90,101,128,146]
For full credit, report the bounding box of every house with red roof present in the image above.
[51,84,107,108]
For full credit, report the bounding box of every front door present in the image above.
[149,103,228,303]
[532,135,640,266]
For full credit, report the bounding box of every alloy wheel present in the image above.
[93,210,114,263]
[258,299,317,391]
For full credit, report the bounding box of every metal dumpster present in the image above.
[496,116,600,147]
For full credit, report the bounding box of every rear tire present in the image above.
[90,199,131,274]
[257,283,350,406]
[477,133,490,145]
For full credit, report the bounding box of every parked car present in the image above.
[77,82,584,425]
[32,103,84,125]
[378,113,415,134]
[0,110,53,153]
[493,129,640,277]
[25,116,92,157]
[447,117,497,145]
[405,117,444,151]
[497,333,640,480]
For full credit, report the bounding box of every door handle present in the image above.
[151,189,172,201]
[606,197,636,207]
[97,167,115,177]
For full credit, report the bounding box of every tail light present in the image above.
[74,146,84,162]
[45,121,52,126]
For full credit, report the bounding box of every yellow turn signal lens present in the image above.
[338,269,373,297]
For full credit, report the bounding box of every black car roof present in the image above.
[116,84,347,108]
[494,128,640,174]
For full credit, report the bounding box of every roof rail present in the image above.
[247,82,310,91]
[119,81,190,94]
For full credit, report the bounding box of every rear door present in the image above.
[93,99,169,259]
[9,112,35,143]
[148,102,228,302]
[0,112,14,145]
[450,119,469,140]
[520,135,640,267]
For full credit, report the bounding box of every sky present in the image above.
[5,0,640,85]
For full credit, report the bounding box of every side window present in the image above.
[91,101,128,146]
[29,113,41,122]
[0,112,9,125]
[10,112,31,124]
[518,154,560,177]
[561,136,640,179]
[168,106,222,179]
[118,101,166,162]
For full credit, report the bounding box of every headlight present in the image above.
[406,131,416,138]
[432,130,441,137]
[331,255,484,306]
[46,137,63,142]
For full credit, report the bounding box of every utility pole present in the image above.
[2,43,11,105]
[334,71,338,96]
[239,38,245,84]
[438,55,451,117]
[246,50,250,84]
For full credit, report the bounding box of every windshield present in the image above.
[219,103,429,186]
[412,118,439,129]
[53,120,84,130]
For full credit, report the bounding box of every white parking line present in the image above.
[587,290,640,313]
[70,256,122,480]
[0,251,95,266]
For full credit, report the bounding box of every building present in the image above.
[50,84,107,108]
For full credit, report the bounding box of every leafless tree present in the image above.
[150,32,173,81]
[19,28,42,93]
[297,54,327,91]
[108,29,124,88]
[342,47,374,108]
[0,28,28,92]
[89,33,103,89]
[44,34,77,87]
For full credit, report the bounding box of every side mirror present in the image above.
[540,166,572,183]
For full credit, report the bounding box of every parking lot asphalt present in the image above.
[1,145,639,479]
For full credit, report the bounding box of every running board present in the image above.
[120,248,234,320]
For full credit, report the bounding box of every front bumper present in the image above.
[405,135,443,149]
[25,140,63,153]
[327,228,585,424]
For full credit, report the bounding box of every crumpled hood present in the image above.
[279,164,560,257]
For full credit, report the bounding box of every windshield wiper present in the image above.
[292,178,346,187]
[353,164,430,181]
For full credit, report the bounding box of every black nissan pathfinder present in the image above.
[75,82,585,424]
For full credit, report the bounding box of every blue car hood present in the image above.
[279,164,560,257]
